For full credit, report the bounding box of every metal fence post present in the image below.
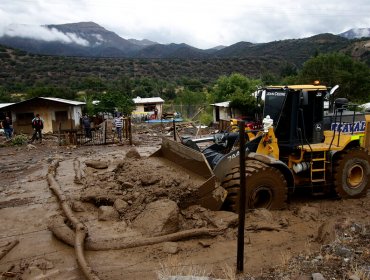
[128,117,132,145]
[237,120,246,273]
[173,119,177,141]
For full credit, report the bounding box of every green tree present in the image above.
[26,85,76,99]
[81,76,106,93]
[297,53,370,102]
[175,89,206,119]
[0,87,12,102]
[210,73,262,116]
[95,90,134,116]
[211,73,260,103]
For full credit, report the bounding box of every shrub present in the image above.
[12,134,28,146]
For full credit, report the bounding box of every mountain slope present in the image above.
[0,22,143,57]
[217,34,350,66]
[134,43,211,59]
[0,22,369,63]
[338,28,370,39]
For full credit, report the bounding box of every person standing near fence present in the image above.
[30,114,44,143]
[82,114,92,138]
[113,113,124,143]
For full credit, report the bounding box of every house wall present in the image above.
[132,103,163,118]
[213,106,231,122]
[10,101,83,134]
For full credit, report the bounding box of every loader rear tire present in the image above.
[221,160,287,212]
[333,147,370,198]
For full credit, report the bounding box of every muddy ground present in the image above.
[0,125,369,280]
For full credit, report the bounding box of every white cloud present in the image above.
[0,0,369,49]
[1,24,89,46]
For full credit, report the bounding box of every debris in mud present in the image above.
[0,239,19,260]
[85,159,109,169]
[80,156,216,221]
[259,219,370,280]
[98,205,120,221]
[133,199,180,237]
[0,197,34,209]
[125,148,141,159]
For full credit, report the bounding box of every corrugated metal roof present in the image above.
[265,85,327,90]
[211,101,230,107]
[40,97,85,105]
[133,97,164,104]
[0,103,15,109]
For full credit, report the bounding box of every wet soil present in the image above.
[0,130,369,280]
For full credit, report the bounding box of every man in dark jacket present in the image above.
[30,114,44,143]
[82,114,92,138]
[2,116,13,140]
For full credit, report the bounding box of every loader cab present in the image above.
[263,85,328,154]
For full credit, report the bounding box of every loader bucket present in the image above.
[150,137,227,210]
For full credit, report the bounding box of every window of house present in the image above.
[143,104,156,112]
[55,111,68,122]
[16,112,34,125]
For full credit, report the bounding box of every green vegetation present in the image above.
[93,90,135,116]
[11,134,28,146]
[0,45,369,125]
[293,53,370,102]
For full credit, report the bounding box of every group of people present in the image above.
[2,112,125,144]
[81,113,125,143]
[1,114,44,143]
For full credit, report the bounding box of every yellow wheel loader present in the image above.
[151,84,370,212]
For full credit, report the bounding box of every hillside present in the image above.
[0,46,264,91]
[216,34,355,67]
[0,37,370,95]
[0,35,369,93]
[0,22,369,63]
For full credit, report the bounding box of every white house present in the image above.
[211,101,231,122]
[132,97,164,119]
[211,101,233,130]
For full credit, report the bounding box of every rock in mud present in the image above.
[316,218,354,244]
[85,160,109,169]
[118,180,135,189]
[312,273,326,280]
[133,199,179,237]
[80,187,117,205]
[140,174,160,186]
[298,205,319,221]
[125,148,141,159]
[71,200,85,212]
[248,208,273,222]
[163,242,179,254]
[114,198,128,214]
[98,206,119,221]
[208,211,238,228]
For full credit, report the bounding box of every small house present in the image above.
[1,97,85,134]
[132,97,164,120]
[211,101,232,130]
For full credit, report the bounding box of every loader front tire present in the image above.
[221,160,287,212]
[333,147,370,198]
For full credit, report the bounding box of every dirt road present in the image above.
[0,134,369,280]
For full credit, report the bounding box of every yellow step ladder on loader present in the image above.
[311,151,327,183]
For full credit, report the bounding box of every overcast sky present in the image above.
[0,0,369,49]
